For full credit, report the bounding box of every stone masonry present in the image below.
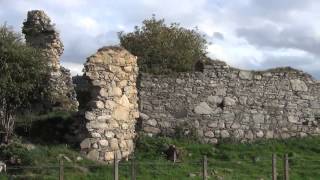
[139,59,320,144]
[22,10,78,111]
[80,46,139,162]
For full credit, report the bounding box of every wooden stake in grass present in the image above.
[272,153,277,180]
[131,154,136,180]
[284,154,289,180]
[114,153,119,180]
[203,155,208,180]
[59,159,64,180]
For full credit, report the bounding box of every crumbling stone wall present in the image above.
[22,10,78,111]
[80,46,139,162]
[139,60,320,143]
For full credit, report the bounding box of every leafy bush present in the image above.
[0,24,47,143]
[119,16,208,74]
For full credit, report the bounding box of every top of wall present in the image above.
[140,58,317,83]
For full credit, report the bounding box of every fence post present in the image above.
[284,154,289,180]
[59,159,64,180]
[131,154,136,180]
[173,150,177,163]
[272,153,277,180]
[114,153,119,180]
[203,155,208,180]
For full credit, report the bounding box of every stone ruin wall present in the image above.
[80,46,139,162]
[139,60,320,144]
[22,10,78,111]
[22,10,320,161]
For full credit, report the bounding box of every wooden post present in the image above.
[272,153,277,180]
[203,155,208,180]
[173,150,177,163]
[131,154,136,180]
[284,154,289,180]
[114,153,119,180]
[59,159,64,180]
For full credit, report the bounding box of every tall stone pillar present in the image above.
[22,10,78,111]
[80,46,139,162]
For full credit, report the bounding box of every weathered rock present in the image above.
[253,113,264,123]
[80,46,138,163]
[98,140,109,147]
[22,10,78,111]
[194,102,213,114]
[104,151,114,161]
[207,95,223,104]
[144,127,161,134]
[256,130,264,138]
[208,122,218,128]
[288,116,299,123]
[221,130,230,138]
[239,71,253,80]
[146,119,158,127]
[105,131,115,139]
[223,97,236,106]
[204,131,215,138]
[290,79,308,91]
[87,150,99,161]
[139,113,150,120]
[80,138,91,149]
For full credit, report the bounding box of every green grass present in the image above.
[1,112,320,179]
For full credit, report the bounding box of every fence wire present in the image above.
[1,155,320,180]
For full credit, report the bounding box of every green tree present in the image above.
[118,16,208,74]
[0,24,47,143]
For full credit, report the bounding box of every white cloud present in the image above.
[1,0,320,78]
[61,62,84,76]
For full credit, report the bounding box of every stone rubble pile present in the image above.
[80,46,139,162]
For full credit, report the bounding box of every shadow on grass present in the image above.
[14,111,80,146]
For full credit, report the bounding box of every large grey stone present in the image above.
[98,140,109,147]
[146,119,157,126]
[143,127,161,134]
[288,116,299,123]
[194,102,213,114]
[104,151,114,161]
[221,130,230,138]
[85,111,95,121]
[139,113,150,120]
[80,138,91,149]
[207,95,223,104]
[239,71,253,80]
[208,122,218,128]
[87,149,99,160]
[204,131,215,138]
[256,130,264,138]
[252,113,264,123]
[290,79,308,91]
[223,97,236,106]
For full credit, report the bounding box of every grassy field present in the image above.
[1,112,320,179]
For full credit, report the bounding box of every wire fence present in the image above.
[1,153,320,180]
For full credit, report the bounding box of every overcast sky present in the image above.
[1,0,320,79]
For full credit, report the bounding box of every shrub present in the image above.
[0,24,47,143]
[119,16,208,74]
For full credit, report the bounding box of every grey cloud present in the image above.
[1,0,320,79]
[237,24,320,56]
[213,32,224,40]
[233,0,314,23]
[61,30,120,64]
[250,53,320,79]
